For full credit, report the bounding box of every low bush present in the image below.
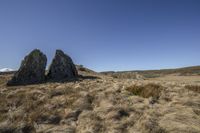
[142,74,161,79]
[185,85,200,93]
[126,83,163,99]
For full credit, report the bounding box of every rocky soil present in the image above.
[0,68,200,133]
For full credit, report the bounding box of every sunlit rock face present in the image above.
[7,49,47,85]
[47,49,78,81]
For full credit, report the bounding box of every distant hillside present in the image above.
[0,65,97,76]
[0,71,16,75]
[0,68,15,75]
[101,66,200,79]
[0,68,14,72]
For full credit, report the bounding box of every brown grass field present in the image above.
[0,66,200,133]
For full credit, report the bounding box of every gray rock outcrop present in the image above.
[7,49,47,85]
[47,50,78,80]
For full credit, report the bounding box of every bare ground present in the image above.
[0,70,200,133]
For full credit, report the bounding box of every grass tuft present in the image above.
[126,83,163,99]
[185,85,200,93]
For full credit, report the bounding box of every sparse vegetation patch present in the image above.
[185,85,200,93]
[126,83,163,99]
[1,66,200,132]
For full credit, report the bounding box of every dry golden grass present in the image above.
[126,83,163,99]
[185,85,200,93]
[1,72,200,133]
[102,65,200,78]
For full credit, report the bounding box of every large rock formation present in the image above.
[47,50,78,81]
[7,49,47,85]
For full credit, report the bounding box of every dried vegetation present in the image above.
[0,69,200,133]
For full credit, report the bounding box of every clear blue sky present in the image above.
[0,0,200,72]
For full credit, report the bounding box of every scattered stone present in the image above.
[0,126,15,133]
[16,123,35,133]
[65,109,82,121]
[107,108,130,120]
[117,109,129,118]
[36,115,61,124]
[47,115,62,124]
[0,123,35,133]
[47,50,78,81]
[7,49,47,85]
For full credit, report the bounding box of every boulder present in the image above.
[47,50,78,80]
[7,49,47,85]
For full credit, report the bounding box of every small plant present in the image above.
[185,85,200,93]
[142,74,160,79]
[49,89,65,98]
[126,83,163,99]
[79,67,86,71]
